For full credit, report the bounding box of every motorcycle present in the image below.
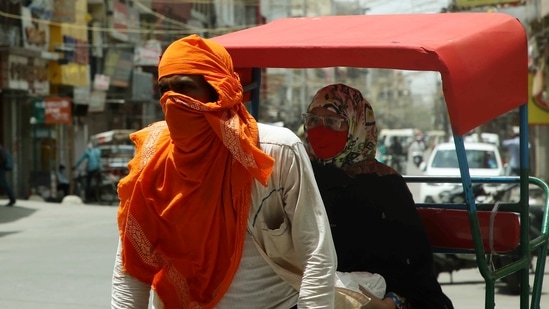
[73,170,119,205]
[411,151,424,168]
[432,182,544,294]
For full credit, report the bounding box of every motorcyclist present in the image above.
[409,135,426,168]
[388,136,404,173]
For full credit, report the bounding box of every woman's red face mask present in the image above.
[304,109,349,160]
[306,126,348,159]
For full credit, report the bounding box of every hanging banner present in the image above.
[111,0,129,41]
[134,40,162,66]
[104,50,133,88]
[51,0,76,22]
[21,6,50,51]
[88,90,107,112]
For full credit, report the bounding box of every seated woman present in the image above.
[303,83,454,309]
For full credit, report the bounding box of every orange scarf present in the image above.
[117,35,274,308]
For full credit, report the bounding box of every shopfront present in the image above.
[0,47,58,199]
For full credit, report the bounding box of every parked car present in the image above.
[419,142,505,203]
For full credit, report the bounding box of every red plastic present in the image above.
[417,207,520,252]
[213,13,527,136]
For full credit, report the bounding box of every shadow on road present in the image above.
[0,206,37,225]
[440,280,485,286]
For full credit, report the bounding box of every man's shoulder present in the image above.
[131,121,170,146]
[257,123,301,146]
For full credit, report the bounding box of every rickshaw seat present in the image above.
[417,207,520,252]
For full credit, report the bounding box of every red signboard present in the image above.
[45,97,71,124]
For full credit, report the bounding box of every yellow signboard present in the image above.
[529,72,549,125]
[455,0,520,7]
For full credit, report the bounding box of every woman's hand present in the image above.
[359,285,396,309]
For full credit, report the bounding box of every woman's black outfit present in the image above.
[312,162,454,309]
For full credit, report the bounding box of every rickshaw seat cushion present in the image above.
[417,207,520,252]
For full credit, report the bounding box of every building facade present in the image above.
[0,0,259,200]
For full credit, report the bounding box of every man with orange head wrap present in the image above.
[111,34,336,309]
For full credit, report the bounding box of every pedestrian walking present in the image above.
[0,144,16,206]
[74,141,102,201]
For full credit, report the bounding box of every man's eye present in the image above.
[172,83,193,94]
[158,85,169,94]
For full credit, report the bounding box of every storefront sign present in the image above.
[45,97,71,124]
[6,54,49,95]
[33,97,71,124]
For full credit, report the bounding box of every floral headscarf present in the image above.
[304,83,397,177]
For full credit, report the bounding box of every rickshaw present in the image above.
[212,13,549,309]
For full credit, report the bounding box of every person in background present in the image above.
[0,144,16,207]
[111,34,336,309]
[56,164,70,197]
[501,127,527,176]
[408,135,426,168]
[73,141,102,201]
[303,83,454,309]
[375,136,388,164]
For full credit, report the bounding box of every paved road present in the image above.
[0,199,118,309]
[438,259,549,308]
[1,199,548,308]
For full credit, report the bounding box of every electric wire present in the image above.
[0,0,260,36]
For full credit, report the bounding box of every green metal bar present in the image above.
[485,278,495,309]
[452,136,499,307]
[529,176,549,309]
[518,105,530,309]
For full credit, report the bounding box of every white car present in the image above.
[419,142,505,203]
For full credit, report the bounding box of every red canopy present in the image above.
[212,13,528,135]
